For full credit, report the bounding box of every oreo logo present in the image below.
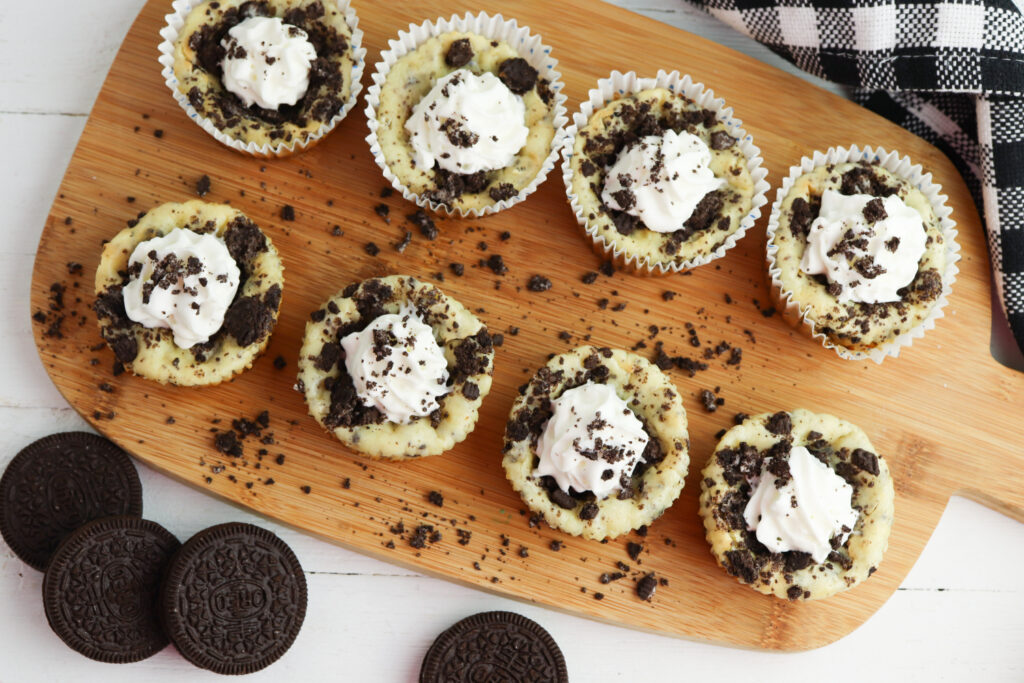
[210,579,269,621]
[101,559,145,621]
[46,471,89,529]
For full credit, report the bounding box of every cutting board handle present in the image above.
[953,361,1024,523]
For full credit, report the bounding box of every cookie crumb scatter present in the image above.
[394,231,412,253]
[700,389,720,413]
[482,254,508,275]
[637,573,657,601]
[527,275,552,292]
[195,174,211,197]
[428,490,444,507]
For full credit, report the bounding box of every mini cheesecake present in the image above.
[569,86,755,272]
[770,159,948,354]
[502,346,689,540]
[94,200,283,386]
[371,28,561,213]
[170,0,359,151]
[297,275,494,459]
[699,409,895,600]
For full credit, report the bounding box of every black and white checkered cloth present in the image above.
[691,0,1024,352]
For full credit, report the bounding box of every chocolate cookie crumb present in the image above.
[445,38,474,67]
[280,205,295,221]
[273,355,286,369]
[195,174,211,197]
[527,275,552,292]
[364,242,380,256]
[765,411,792,436]
[549,540,563,552]
[428,490,444,507]
[626,542,642,562]
[407,210,438,240]
[636,573,657,601]
[497,58,538,94]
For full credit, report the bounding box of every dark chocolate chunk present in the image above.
[489,183,518,202]
[850,448,880,476]
[224,217,267,266]
[765,411,792,436]
[862,197,888,223]
[497,58,538,95]
[223,295,275,347]
[709,131,734,150]
[444,38,474,67]
[0,433,143,571]
[419,611,567,683]
[578,502,599,520]
[159,523,306,675]
[43,516,179,663]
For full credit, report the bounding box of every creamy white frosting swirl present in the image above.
[533,382,649,499]
[800,188,927,304]
[340,307,449,424]
[743,445,860,563]
[220,16,317,110]
[601,129,724,233]
[405,69,528,175]
[122,228,240,349]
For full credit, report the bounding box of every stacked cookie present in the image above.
[0,433,306,673]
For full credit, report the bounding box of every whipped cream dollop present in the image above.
[122,228,240,349]
[743,445,860,563]
[220,16,317,110]
[340,307,450,424]
[800,188,927,304]
[533,382,649,499]
[405,69,528,175]
[601,129,725,232]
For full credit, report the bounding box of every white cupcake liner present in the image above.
[765,145,960,363]
[158,0,366,158]
[560,70,770,275]
[364,12,568,217]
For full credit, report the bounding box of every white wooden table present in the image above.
[2,1,1022,680]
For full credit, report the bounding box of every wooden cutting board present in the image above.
[29,0,1024,651]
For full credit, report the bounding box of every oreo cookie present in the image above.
[420,611,568,683]
[42,516,180,663]
[160,522,307,675]
[0,432,143,570]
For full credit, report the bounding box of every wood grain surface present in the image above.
[29,0,1024,651]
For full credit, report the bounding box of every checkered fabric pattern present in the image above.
[693,0,1024,351]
